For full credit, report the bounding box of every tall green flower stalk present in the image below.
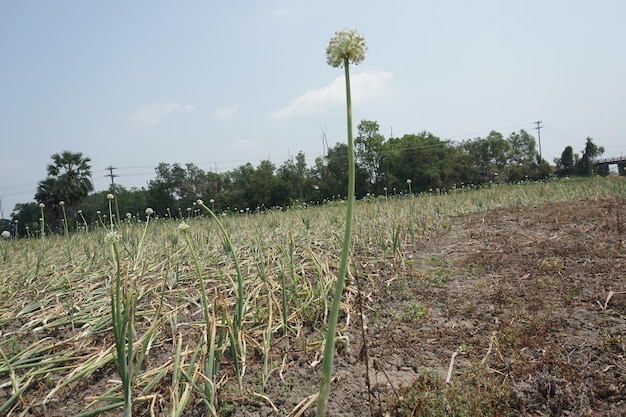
[38,203,46,240]
[59,201,73,263]
[196,199,245,338]
[133,208,153,269]
[177,222,218,411]
[317,28,367,417]
[107,231,136,417]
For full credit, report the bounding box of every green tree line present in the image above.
[7,121,606,235]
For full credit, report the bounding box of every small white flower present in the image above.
[177,222,190,232]
[1,231,10,238]
[406,179,412,184]
[326,29,367,68]
[107,194,114,200]
[39,203,45,208]
[126,212,132,219]
[209,199,214,203]
[105,231,121,243]
[197,199,204,205]
[145,208,154,216]
[59,201,65,206]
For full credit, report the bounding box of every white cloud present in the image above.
[270,70,394,120]
[130,101,195,127]
[215,103,239,121]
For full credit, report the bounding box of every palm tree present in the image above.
[35,151,94,207]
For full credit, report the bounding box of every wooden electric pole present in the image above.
[105,166,121,223]
[535,121,543,161]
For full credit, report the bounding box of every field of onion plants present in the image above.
[1,177,624,416]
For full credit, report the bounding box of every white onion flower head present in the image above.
[326,29,367,68]
[145,208,154,216]
[105,231,121,243]
[1,231,10,238]
[197,199,204,205]
[59,201,65,206]
[406,179,412,184]
[39,203,45,208]
[107,193,114,200]
[177,222,190,232]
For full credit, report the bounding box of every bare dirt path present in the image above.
[286,198,626,416]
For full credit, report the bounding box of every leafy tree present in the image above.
[35,151,93,208]
[79,186,150,222]
[10,202,41,236]
[312,143,369,200]
[248,160,280,208]
[147,162,228,214]
[507,130,537,166]
[505,130,548,181]
[555,146,576,176]
[380,132,465,193]
[355,119,385,188]
[277,152,310,204]
[577,137,605,176]
[463,131,510,182]
[222,160,284,210]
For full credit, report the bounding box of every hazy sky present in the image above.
[1,1,625,216]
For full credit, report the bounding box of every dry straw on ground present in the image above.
[1,177,625,416]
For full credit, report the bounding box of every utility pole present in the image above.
[534,121,543,161]
[105,166,121,223]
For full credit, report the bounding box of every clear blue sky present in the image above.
[1,0,625,216]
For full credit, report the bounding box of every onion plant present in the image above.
[177,222,217,410]
[59,201,73,263]
[196,199,246,346]
[316,28,367,416]
[106,230,136,417]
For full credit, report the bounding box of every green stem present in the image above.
[110,240,133,417]
[317,58,355,416]
[197,202,245,334]
[180,227,219,405]
[61,204,73,263]
[133,213,151,269]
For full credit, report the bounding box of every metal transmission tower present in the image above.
[105,166,121,223]
[534,121,543,161]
